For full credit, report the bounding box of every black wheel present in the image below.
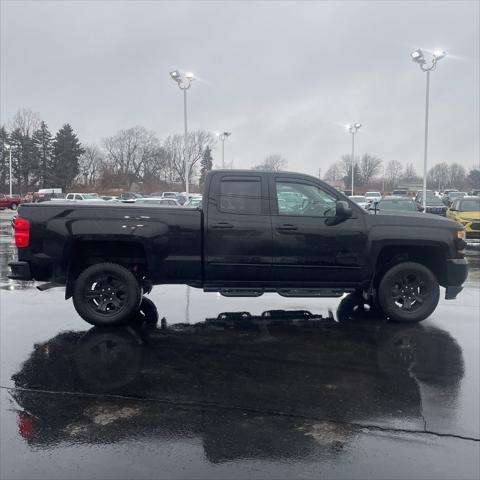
[73,263,142,326]
[10,203,18,211]
[134,296,159,325]
[75,327,143,391]
[336,292,385,323]
[378,262,439,323]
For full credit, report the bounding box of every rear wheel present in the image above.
[73,262,142,326]
[377,262,439,323]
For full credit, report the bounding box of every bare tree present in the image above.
[252,154,287,171]
[323,162,341,181]
[448,163,466,188]
[102,126,159,188]
[8,108,41,137]
[385,160,403,188]
[358,153,382,185]
[78,144,104,186]
[163,130,215,189]
[403,163,418,182]
[427,162,449,190]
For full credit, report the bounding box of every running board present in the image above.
[219,288,264,297]
[278,288,345,298]
[210,287,349,298]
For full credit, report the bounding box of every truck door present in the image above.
[269,175,368,285]
[205,173,272,283]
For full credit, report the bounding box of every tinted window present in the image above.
[219,179,261,214]
[459,199,480,212]
[276,181,336,217]
[379,199,416,211]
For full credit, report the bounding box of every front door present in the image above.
[269,175,368,285]
[205,173,272,284]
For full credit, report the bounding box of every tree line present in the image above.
[323,154,479,191]
[0,109,217,194]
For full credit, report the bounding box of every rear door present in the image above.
[205,172,272,283]
[269,175,368,285]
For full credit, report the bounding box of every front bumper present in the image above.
[8,261,32,281]
[444,258,469,299]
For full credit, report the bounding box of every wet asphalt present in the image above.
[0,209,479,479]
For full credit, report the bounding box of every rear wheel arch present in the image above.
[65,240,150,299]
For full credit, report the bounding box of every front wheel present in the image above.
[73,263,142,326]
[377,262,439,323]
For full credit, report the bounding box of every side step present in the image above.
[278,288,345,298]
[219,288,264,297]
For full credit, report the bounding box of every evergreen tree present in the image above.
[199,145,213,186]
[52,124,84,189]
[32,121,54,188]
[8,128,38,194]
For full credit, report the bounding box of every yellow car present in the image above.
[447,196,480,239]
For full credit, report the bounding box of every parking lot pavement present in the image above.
[1,216,479,479]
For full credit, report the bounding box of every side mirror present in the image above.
[418,205,425,212]
[336,200,353,219]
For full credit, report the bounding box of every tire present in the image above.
[336,292,385,323]
[75,327,143,391]
[10,203,18,211]
[378,262,439,323]
[134,296,159,325]
[73,263,142,327]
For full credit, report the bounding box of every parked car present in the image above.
[135,197,180,207]
[65,193,101,202]
[118,192,142,203]
[447,196,480,239]
[364,191,382,204]
[442,191,466,207]
[368,196,422,214]
[349,195,368,209]
[0,193,30,210]
[414,192,447,216]
[184,195,203,208]
[9,170,468,327]
[162,192,179,199]
[391,189,409,197]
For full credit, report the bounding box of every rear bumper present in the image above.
[8,261,32,281]
[444,258,468,299]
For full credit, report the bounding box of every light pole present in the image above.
[216,131,231,168]
[5,144,12,196]
[346,123,361,195]
[410,48,446,211]
[169,70,195,197]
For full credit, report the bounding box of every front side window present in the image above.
[276,181,336,217]
[219,178,262,214]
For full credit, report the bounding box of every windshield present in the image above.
[449,192,466,199]
[379,199,416,211]
[366,192,381,197]
[419,195,443,205]
[350,196,366,203]
[459,199,480,212]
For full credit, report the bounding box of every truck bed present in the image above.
[16,202,203,286]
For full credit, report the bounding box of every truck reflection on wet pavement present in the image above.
[1,210,479,479]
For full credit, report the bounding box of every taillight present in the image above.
[14,218,30,248]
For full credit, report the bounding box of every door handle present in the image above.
[211,222,234,229]
[277,224,298,231]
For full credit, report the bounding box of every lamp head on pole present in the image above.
[410,49,426,64]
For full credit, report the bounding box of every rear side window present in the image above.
[219,178,261,214]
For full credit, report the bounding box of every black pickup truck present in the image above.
[9,170,468,326]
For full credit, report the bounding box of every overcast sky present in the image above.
[1,0,479,176]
